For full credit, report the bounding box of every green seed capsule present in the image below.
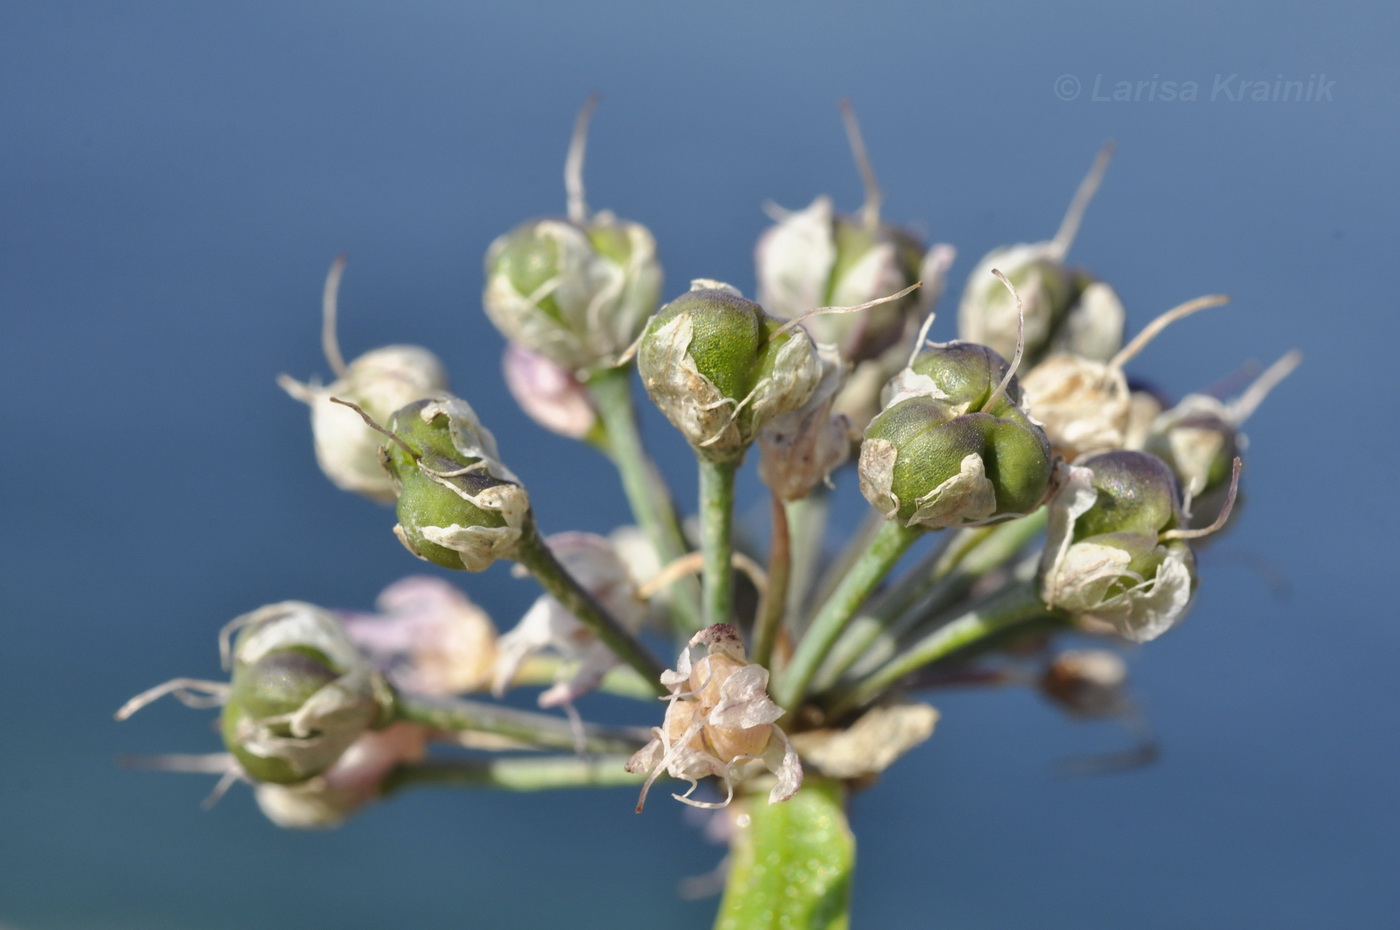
[483,215,662,376]
[858,394,1053,529]
[638,282,822,464]
[1039,452,1198,643]
[220,602,392,785]
[1071,450,1181,540]
[381,398,529,572]
[905,341,1024,413]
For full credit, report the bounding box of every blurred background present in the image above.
[2,1,1396,927]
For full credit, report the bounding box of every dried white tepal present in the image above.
[492,532,646,707]
[1021,294,1229,460]
[627,624,802,811]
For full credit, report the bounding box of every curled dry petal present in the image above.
[281,345,449,502]
[627,624,802,811]
[501,343,598,439]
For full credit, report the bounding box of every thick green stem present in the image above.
[382,755,643,794]
[751,492,791,669]
[698,457,738,628]
[514,525,668,694]
[819,512,1048,689]
[827,579,1052,717]
[394,692,650,755]
[714,778,854,930]
[586,364,701,634]
[773,519,921,711]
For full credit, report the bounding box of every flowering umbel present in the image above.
[627,625,802,811]
[123,104,1297,928]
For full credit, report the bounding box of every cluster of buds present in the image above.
[123,101,1298,926]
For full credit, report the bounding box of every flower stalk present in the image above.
[382,755,644,794]
[774,518,922,712]
[393,692,649,755]
[699,457,739,629]
[586,363,702,633]
[827,578,1054,717]
[512,525,668,693]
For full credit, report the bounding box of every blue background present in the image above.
[2,1,1396,927]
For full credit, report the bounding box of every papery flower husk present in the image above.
[958,244,1124,366]
[1144,394,1241,499]
[340,576,497,696]
[1040,650,1130,719]
[483,214,662,376]
[757,343,851,500]
[501,343,599,440]
[284,345,449,502]
[1021,353,1131,459]
[627,625,802,809]
[223,602,394,785]
[755,196,944,363]
[789,699,938,780]
[254,722,429,829]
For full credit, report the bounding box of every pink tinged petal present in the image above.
[501,344,598,439]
